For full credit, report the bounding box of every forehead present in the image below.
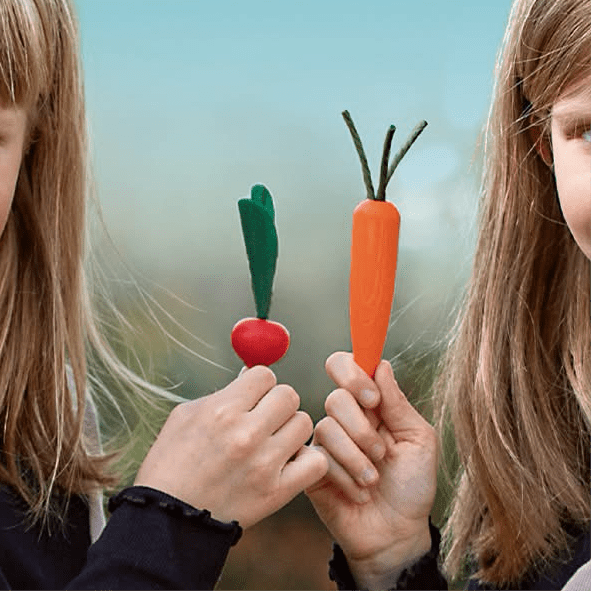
[552,76,591,119]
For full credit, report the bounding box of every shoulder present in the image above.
[534,524,590,590]
[0,484,91,588]
[563,560,591,591]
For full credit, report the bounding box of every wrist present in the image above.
[347,522,433,590]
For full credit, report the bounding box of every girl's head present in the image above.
[0,0,183,530]
[437,0,590,585]
[504,0,591,260]
[481,0,591,267]
[0,0,84,228]
[0,0,117,526]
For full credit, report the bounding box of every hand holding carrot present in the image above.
[306,353,438,590]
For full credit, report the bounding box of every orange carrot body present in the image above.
[350,198,400,378]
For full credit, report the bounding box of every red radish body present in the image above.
[231,317,290,367]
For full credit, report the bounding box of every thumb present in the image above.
[374,360,432,440]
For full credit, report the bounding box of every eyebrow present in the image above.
[552,109,591,128]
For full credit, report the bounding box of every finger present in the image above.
[314,416,379,488]
[270,411,314,464]
[325,351,381,409]
[364,407,381,431]
[222,365,277,410]
[279,445,329,502]
[307,445,372,504]
[249,384,300,435]
[374,360,432,439]
[325,388,385,462]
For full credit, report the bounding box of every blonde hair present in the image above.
[0,0,183,529]
[434,0,591,585]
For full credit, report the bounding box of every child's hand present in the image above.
[306,352,438,589]
[134,366,328,529]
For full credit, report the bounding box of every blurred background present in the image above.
[75,0,513,588]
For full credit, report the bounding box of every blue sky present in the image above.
[74,0,515,360]
[75,0,512,253]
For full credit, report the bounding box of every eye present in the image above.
[573,122,591,141]
[563,120,591,142]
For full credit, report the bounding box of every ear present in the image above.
[528,120,553,168]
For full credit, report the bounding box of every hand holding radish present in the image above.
[306,353,438,590]
[135,366,328,528]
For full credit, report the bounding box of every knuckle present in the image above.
[324,388,348,415]
[168,402,186,421]
[211,401,236,426]
[324,390,336,414]
[355,423,378,449]
[325,351,351,372]
[332,362,357,393]
[324,351,340,372]
[249,365,277,388]
[229,428,256,458]
[314,416,336,443]
[296,411,314,438]
[168,400,194,424]
[249,460,278,494]
[253,456,275,482]
[276,384,300,410]
[340,372,358,394]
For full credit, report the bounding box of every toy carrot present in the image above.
[343,111,427,378]
[231,184,290,368]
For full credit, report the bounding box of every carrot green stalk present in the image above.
[343,111,427,378]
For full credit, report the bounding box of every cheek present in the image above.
[0,190,15,235]
[554,156,591,259]
[0,150,23,235]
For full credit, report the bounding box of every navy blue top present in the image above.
[329,518,590,590]
[0,481,587,590]
[0,485,241,590]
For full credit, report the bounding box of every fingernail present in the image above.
[360,467,378,486]
[360,389,378,407]
[371,443,385,462]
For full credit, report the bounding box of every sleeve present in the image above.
[328,518,448,590]
[66,485,243,590]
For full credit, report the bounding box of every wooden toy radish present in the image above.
[343,110,427,378]
[231,184,290,368]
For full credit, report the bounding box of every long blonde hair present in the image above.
[434,0,591,585]
[0,0,183,529]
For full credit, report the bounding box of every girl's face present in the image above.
[0,104,27,234]
[550,76,591,260]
